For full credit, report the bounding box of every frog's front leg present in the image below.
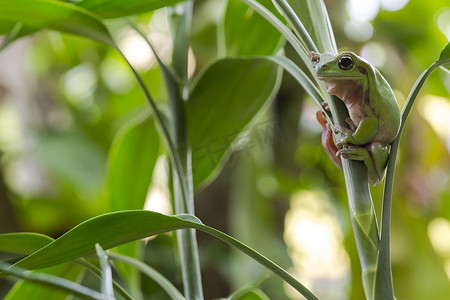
[338,142,390,185]
[334,116,379,148]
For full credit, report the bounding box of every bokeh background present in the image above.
[0,0,449,299]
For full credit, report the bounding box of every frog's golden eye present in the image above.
[338,56,354,70]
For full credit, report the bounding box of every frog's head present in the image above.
[313,52,367,81]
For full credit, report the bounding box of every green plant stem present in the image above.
[374,60,444,299]
[119,47,202,299]
[319,84,380,299]
[168,2,203,299]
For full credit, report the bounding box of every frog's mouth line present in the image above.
[317,75,364,80]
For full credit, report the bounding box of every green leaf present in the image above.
[438,41,450,70]
[77,0,185,18]
[0,0,115,47]
[12,210,318,299]
[0,233,53,257]
[438,41,450,61]
[107,114,160,211]
[223,0,284,56]
[186,57,282,188]
[286,0,337,53]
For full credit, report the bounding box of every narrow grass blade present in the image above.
[0,263,105,300]
[108,252,185,300]
[265,55,331,123]
[272,0,318,52]
[95,244,115,299]
[286,0,337,53]
[239,0,310,65]
[76,259,134,300]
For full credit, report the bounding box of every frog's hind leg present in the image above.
[338,142,389,185]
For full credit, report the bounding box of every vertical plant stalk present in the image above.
[374,59,446,299]
[126,3,202,296]
[323,86,380,299]
[168,2,204,299]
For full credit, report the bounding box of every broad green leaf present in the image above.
[12,210,318,299]
[77,0,185,18]
[12,211,195,270]
[2,263,97,300]
[286,0,337,53]
[0,233,53,257]
[186,57,281,188]
[223,0,284,56]
[107,113,159,211]
[0,0,115,47]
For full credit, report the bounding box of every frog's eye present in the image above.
[338,56,354,70]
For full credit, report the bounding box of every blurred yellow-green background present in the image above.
[0,0,449,299]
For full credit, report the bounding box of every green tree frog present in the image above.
[310,51,401,185]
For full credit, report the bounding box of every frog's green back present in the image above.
[367,65,401,143]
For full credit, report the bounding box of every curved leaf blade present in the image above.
[186,57,282,188]
[0,0,115,47]
[438,41,450,61]
[0,233,54,257]
[13,211,195,270]
[12,210,318,299]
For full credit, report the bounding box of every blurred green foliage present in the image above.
[0,0,449,299]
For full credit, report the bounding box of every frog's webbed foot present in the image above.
[333,124,355,148]
[338,143,389,186]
